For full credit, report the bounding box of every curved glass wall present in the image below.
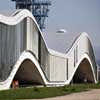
[0,18,27,81]
[0,15,97,84]
[29,18,50,80]
[0,16,50,82]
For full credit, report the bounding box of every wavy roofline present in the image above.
[0,9,92,58]
[0,9,97,90]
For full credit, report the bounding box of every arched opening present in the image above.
[73,58,95,83]
[11,59,44,87]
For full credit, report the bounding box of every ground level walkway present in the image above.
[33,89,100,100]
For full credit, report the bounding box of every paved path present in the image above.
[32,89,100,100]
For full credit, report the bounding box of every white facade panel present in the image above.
[68,51,74,79]
[50,55,66,82]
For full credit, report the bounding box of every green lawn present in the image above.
[0,84,100,100]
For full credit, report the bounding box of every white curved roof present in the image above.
[0,9,90,58]
[44,32,81,53]
[0,10,97,90]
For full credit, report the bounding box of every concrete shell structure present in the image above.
[0,9,97,90]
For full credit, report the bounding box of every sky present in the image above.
[0,0,100,63]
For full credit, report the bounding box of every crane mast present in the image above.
[11,0,51,30]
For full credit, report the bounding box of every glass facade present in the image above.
[0,16,50,82]
[0,18,27,81]
[28,18,39,59]
[29,18,50,80]
[40,33,50,79]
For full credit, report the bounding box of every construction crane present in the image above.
[11,0,51,30]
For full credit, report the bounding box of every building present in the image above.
[0,9,97,90]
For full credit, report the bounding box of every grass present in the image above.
[0,84,100,100]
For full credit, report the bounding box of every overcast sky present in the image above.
[0,0,100,62]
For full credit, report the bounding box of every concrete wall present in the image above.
[49,55,67,82]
